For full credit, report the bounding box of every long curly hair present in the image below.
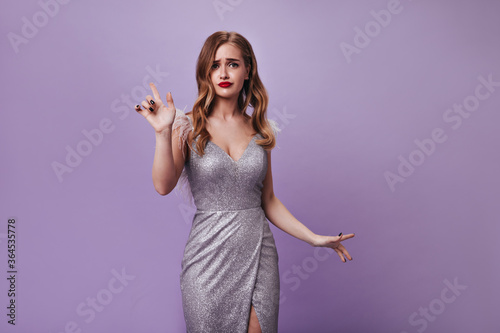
[186,31,277,157]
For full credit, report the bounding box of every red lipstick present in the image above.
[218,82,232,88]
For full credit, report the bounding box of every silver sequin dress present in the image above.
[172,109,281,333]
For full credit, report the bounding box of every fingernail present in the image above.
[338,232,343,236]
[149,107,154,112]
[135,105,140,109]
[150,100,155,105]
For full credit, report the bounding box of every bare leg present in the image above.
[248,304,262,333]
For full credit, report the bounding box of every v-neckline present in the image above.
[208,134,258,163]
[186,114,258,163]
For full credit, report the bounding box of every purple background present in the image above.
[1,0,499,332]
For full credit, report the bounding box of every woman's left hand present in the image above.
[313,233,355,263]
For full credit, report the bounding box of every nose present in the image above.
[219,65,228,80]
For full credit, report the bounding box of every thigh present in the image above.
[248,304,262,333]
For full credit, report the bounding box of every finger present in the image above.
[145,94,156,106]
[332,234,343,243]
[340,233,355,241]
[134,104,150,118]
[334,248,346,262]
[141,100,155,112]
[149,82,161,100]
[338,245,353,261]
[165,91,176,109]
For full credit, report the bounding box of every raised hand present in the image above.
[135,82,177,134]
[313,233,355,263]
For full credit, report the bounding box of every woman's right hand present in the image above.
[135,82,177,134]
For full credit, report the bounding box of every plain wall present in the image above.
[1,0,499,332]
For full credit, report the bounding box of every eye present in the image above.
[211,64,219,69]
[229,62,239,68]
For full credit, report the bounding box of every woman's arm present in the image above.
[152,127,185,195]
[262,194,319,246]
[261,150,355,261]
[260,151,318,246]
[135,83,185,195]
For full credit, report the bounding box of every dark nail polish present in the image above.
[338,232,343,236]
[149,107,154,112]
[150,100,155,105]
[135,105,140,109]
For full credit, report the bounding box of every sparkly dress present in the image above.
[172,109,281,333]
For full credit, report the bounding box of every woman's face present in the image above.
[210,43,250,102]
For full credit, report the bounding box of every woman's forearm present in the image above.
[152,128,176,195]
[262,195,318,246]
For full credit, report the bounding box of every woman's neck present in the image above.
[210,97,241,121]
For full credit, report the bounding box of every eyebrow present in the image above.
[212,58,241,63]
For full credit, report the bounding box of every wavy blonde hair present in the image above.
[186,31,277,157]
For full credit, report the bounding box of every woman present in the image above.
[135,31,355,333]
